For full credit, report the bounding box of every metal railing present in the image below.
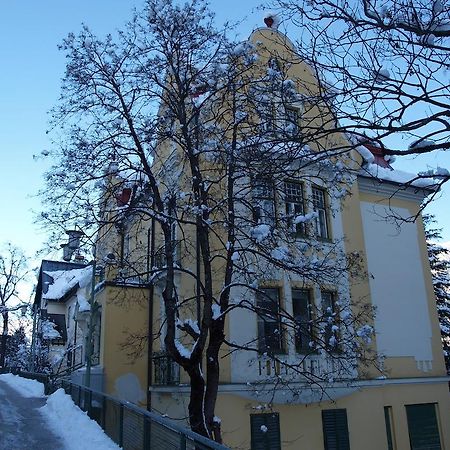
[153,351,180,385]
[61,380,229,450]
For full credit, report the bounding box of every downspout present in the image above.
[147,218,155,411]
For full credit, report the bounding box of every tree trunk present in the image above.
[187,362,209,437]
[204,321,224,443]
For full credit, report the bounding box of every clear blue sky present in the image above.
[0,0,448,266]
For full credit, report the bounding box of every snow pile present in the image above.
[44,266,92,300]
[0,373,45,397]
[356,325,374,345]
[271,246,289,261]
[355,145,375,164]
[175,339,196,359]
[361,163,437,189]
[41,319,61,340]
[77,293,91,312]
[250,224,271,242]
[40,389,120,450]
[294,211,318,224]
[419,167,450,178]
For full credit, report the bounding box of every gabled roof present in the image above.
[34,260,91,308]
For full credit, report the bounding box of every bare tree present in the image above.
[41,0,378,441]
[0,244,29,368]
[270,0,450,199]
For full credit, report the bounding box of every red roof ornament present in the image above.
[363,143,393,169]
[116,187,133,207]
[264,16,274,28]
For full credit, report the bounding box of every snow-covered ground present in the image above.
[0,373,45,397]
[0,374,120,450]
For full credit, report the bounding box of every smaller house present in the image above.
[32,260,101,388]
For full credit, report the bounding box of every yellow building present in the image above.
[65,23,450,449]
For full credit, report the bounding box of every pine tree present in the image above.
[424,214,450,371]
[5,327,29,370]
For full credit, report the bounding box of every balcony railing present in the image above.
[153,351,180,386]
[256,354,356,380]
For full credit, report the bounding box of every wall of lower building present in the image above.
[358,189,446,378]
[152,381,450,449]
[98,284,149,406]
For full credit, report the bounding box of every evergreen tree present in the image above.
[5,326,29,370]
[424,214,450,371]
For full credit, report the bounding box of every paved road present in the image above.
[0,379,63,450]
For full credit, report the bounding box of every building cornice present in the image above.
[150,375,450,405]
[357,175,434,202]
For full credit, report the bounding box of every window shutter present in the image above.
[250,413,281,450]
[406,404,441,450]
[322,409,350,450]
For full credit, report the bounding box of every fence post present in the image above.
[102,396,107,429]
[180,434,187,450]
[119,404,124,447]
[144,417,151,449]
[88,389,92,416]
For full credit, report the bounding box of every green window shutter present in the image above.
[250,413,281,450]
[322,409,350,450]
[384,406,395,450]
[406,404,441,450]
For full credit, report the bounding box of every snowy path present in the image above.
[0,379,63,450]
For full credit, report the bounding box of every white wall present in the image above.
[360,202,433,365]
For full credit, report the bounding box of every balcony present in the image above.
[255,354,355,381]
[153,351,180,385]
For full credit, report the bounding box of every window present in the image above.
[284,181,305,236]
[384,406,396,450]
[292,289,313,353]
[256,288,283,353]
[250,413,281,450]
[322,291,338,352]
[46,313,67,345]
[284,107,300,136]
[322,409,350,450]
[406,403,442,450]
[312,187,330,239]
[252,177,276,228]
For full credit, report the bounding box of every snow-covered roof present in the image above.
[354,139,438,191]
[359,163,437,190]
[43,266,92,301]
